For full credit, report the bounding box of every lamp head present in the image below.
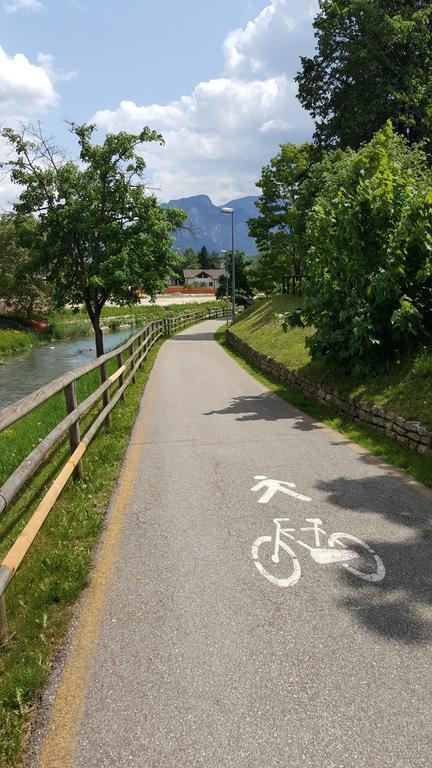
[220,207,234,214]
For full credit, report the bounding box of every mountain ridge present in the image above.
[164,194,259,255]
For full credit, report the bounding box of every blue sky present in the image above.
[0,0,317,205]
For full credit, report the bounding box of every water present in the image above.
[0,327,136,410]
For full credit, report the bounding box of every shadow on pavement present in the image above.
[204,392,316,428]
[317,474,432,644]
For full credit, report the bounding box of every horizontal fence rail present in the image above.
[0,304,226,643]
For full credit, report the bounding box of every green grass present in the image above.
[0,341,161,767]
[0,329,44,356]
[48,300,223,336]
[233,297,432,428]
[49,300,220,323]
[215,327,432,488]
[0,301,223,351]
[0,359,118,488]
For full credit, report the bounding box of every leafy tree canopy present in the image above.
[216,250,254,306]
[296,0,432,152]
[182,246,199,269]
[1,122,186,355]
[197,246,221,270]
[282,123,432,367]
[248,142,316,291]
[0,213,49,322]
[170,246,199,280]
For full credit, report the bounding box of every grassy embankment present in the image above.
[216,295,432,487]
[0,329,43,356]
[0,337,164,767]
[0,301,222,354]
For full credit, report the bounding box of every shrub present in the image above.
[49,320,91,339]
[412,351,432,379]
[282,124,432,366]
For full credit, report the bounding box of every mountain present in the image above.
[164,194,259,255]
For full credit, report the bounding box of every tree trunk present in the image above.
[26,299,34,324]
[84,295,105,358]
[94,324,104,357]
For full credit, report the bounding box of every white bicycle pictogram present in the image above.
[252,518,385,587]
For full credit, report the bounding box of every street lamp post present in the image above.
[220,207,235,323]
[221,249,230,326]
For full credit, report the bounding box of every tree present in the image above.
[0,213,49,321]
[196,246,222,269]
[209,250,222,268]
[197,246,211,269]
[296,0,432,152]
[170,247,199,282]
[247,250,283,295]
[1,122,186,355]
[216,251,253,306]
[248,142,316,290]
[281,124,432,366]
[182,246,199,269]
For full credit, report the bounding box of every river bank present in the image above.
[0,328,44,355]
[0,301,226,408]
[0,327,137,409]
[0,299,221,356]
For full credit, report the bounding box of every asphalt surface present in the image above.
[37,320,432,767]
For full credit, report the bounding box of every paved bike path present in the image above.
[37,320,432,768]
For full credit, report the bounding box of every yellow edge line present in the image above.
[38,346,166,768]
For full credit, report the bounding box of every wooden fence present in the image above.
[0,305,225,642]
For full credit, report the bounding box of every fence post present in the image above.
[0,595,8,647]
[117,350,125,402]
[138,332,144,369]
[99,361,112,429]
[130,339,136,384]
[64,381,83,479]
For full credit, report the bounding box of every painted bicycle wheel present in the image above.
[251,536,301,587]
[328,532,385,582]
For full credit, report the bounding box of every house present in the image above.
[183,269,226,290]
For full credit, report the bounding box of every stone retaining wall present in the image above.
[226,330,431,455]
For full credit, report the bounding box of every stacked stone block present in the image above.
[226,330,431,455]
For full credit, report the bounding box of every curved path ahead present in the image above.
[37,320,432,768]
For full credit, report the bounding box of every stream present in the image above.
[0,326,136,410]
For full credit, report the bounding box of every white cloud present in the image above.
[92,1,316,203]
[0,134,21,211]
[37,53,77,83]
[3,0,44,14]
[0,46,61,208]
[224,0,318,79]
[259,118,292,133]
[0,46,58,115]
[94,72,311,203]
